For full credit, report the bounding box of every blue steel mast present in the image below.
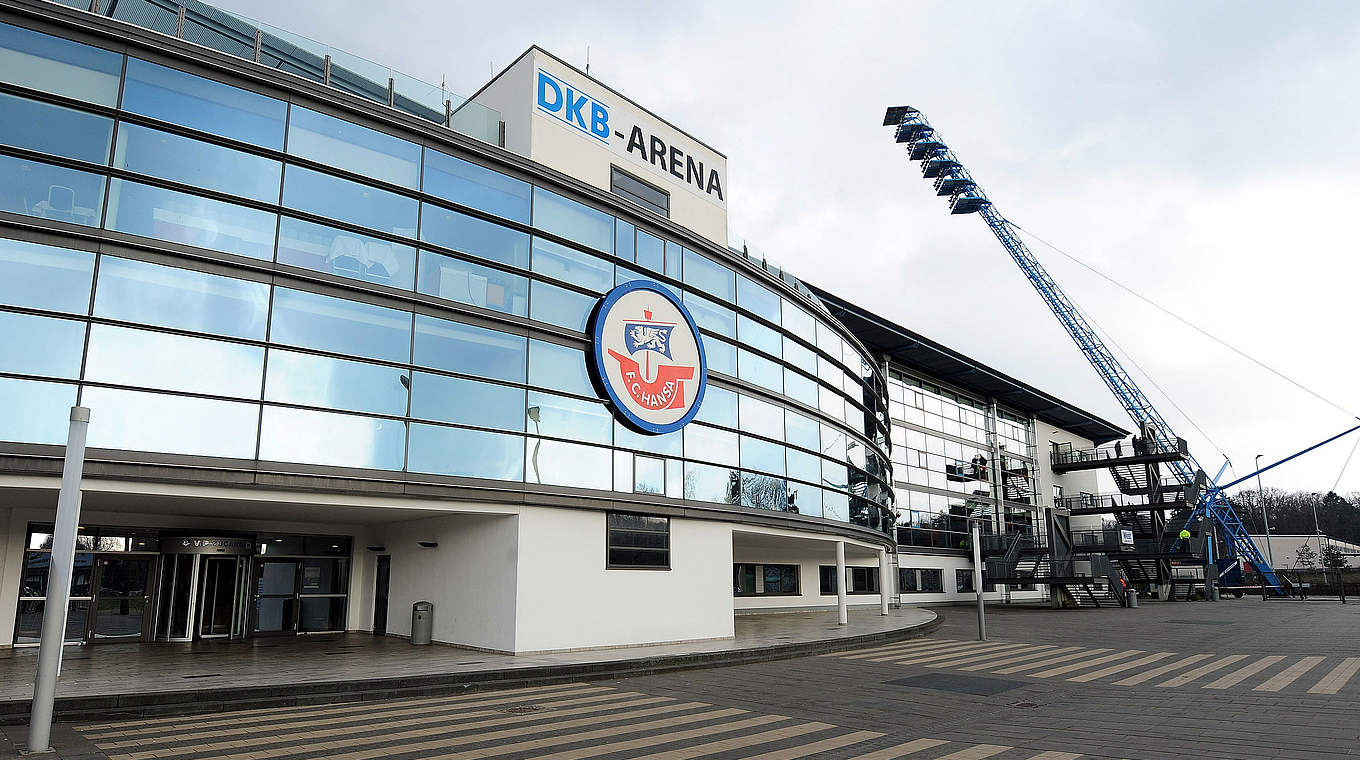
[882,106,1284,591]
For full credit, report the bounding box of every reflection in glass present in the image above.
[740,436,786,476]
[682,249,735,302]
[700,334,736,376]
[121,57,286,148]
[412,314,525,383]
[0,92,113,163]
[258,406,405,470]
[0,378,76,445]
[737,349,782,394]
[782,336,816,370]
[683,424,738,466]
[113,122,282,202]
[634,456,665,495]
[684,461,738,504]
[737,275,780,322]
[410,372,524,431]
[94,256,269,340]
[614,422,683,457]
[420,203,529,268]
[265,349,409,416]
[299,597,347,633]
[0,312,84,378]
[614,220,635,261]
[85,323,264,398]
[738,394,784,441]
[787,480,822,517]
[525,391,611,445]
[0,22,122,105]
[823,490,850,522]
[527,339,593,397]
[531,237,613,293]
[531,187,612,253]
[525,437,611,490]
[282,165,417,237]
[635,230,663,272]
[785,411,820,452]
[423,149,531,222]
[416,250,527,316]
[408,423,523,481]
[784,370,818,408]
[786,448,821,485]
[83,386,259,458]
[683,292,734,338]
[0,239,94,313]
[0,154,104,227]
[695,385,737,427]
[740,472,787,511]
[269,287,411,363]
[737,315,780,356]
[529,280,593,332]
[105,179,277,260]
[287,106,420,188]
[278,216,415,290]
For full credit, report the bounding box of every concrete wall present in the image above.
[371,513,519,653]
[513,508,733,652]
[1036,420,1103,532]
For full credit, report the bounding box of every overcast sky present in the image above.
[214,0,1360,494]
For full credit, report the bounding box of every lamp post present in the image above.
[1254,454,1275,568]
[1309,492,1327,588]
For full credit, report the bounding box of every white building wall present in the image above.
[731,541,883,612]
[1036,420,1102,531]
[513,508,733,652]
[0,506,15,647]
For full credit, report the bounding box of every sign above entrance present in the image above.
[588,280,707,435]
[160,537,255,555]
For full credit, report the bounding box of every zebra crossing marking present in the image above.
[863,640,994,662]
[1202,655,1286,690]
[1156,655,1248,687]
[933,744,1012,759]
[729,730,884,759]
[1111,653,1213,686]
[884,642,1030,666]
[1308,657,1360,695]
[629,721,836,759]
[1029,649,1144,679]
[526,714,790,760]
[1066,652,1174,683]
[917,643,1040,668]
[846,738,952,759]
[957,646,1084,671]
[1253,656,1325,692]
[991,648,1114,675]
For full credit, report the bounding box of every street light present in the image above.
[1310,492,1327,588]
[1254,454,1275,568]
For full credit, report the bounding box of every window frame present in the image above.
[609,165,670,218]
[605,512,671,570]
[733,563,800,597]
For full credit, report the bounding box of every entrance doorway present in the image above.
[91,556,154,641]
[153,537,253,642]
[373,555,391,636]
[253,559,300,634]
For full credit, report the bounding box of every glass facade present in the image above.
[0,19,893,536]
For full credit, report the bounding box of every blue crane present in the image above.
[881,106,1291,592]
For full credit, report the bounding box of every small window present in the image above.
[920,569,944,593]
[820,566,880,595]
[956,568,974,593]
[610,166,669,218]
[607,513,669,569]
[734,563,799,596]
[899,568,918,593]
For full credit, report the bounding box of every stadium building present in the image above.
[0,0,1123,652]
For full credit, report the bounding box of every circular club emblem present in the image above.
[588,280,707,435]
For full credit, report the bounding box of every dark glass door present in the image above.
[373,555,390,636]
[91,557,153,641]
[253,560,299,634]
[197,556,239,638]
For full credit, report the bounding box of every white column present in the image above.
[878,547,890,615]
[836,540,848,625]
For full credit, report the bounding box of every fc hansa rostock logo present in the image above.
[589,281,707,435]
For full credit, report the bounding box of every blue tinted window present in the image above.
[529,281,593,332]
[0,22,121,106]
[420,203,529,268]
[258,406,405,470]
[531,237,613,293]
[422,150,530,222]
[739,394,784,441]
[113,123,282,203]
[287,106,420,188]
[682,250,734,302]
[84,386,259,459]
[683,292,735,338]
[701,334,736,376]
[106,179,276,260]
[0,311,84,378]
[282,165,417,236]
[532,188,612,253]
[411,372,524,432]
[526,391,611,445]
[788,481,822,517]
[416,250,528,316]
[737,275,780,322]
[782,299,814,337]
[741,436,785,476]
[786,410,820,451]
[528,339,592,397]
[695,385,737,427]
[0,378,76,444]
[822,460,849,490]
[269,288,411,363]
[738,349,783,394]
[408,424,523,481]
[737,315,780,356]
[684,461,736,504]
[85,324,263,398]
[615,265,681,297]
[94,257,269,340]
[0,239,94,313]
[635,230,664,272]
[0,92,112,163]
[526,438,611,490]
[823,490,850,522]
[614,421,683,457]
[277,217,416,290]
[122,58,286,148]
[265,349,409,416]
[412,314,525,383]
[614,220,634,261]
[787,448,820,484]
[783,336,816,369]
[784,370,818,409]
[0,154,104,227]
[683,424,738,466]
[665,243,682,279]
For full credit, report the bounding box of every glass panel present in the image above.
[113,122,282,203]
[257,561,297,595]
[0,92,113,163]
[823,490,850,522]
[531,237,613,293]
[278,216,416,290]
[737,315,780,357]
[83,386,259,458]
[422,149,530,222]
[0,22,122,106]
[614,220,635,261]
[736,275,780,322]
[416,250,527,316]
[529,280,592,332]
[0,378,76,444]
[0,154,104,227]
[738,349,782,393]
[682,292,734,337]
[666,243,683,279]
[782,336,816,369]
[105,179,277,260]
[694,384,737,427]
[684,461,737,504]
[635,230,664,272]
[408,423,523,481]
[0,238,94,313]
[265,349,409,416]
[419,204,529,268]
[532,187,612,253]
[700,334,735,375]
[616,265,681,297]
[282,165,417,237]
[287,106,420,188]
[525,391,611,445]
[740,436,785,476]
[299,597,347,633]
[122,57,286,149]
[253,597,294,633]
[412,314,525,383]
[634,456,664,495]
[683,424,738,466]
[269,287,412,363]
[614,421,682,457]
[258,406,405,470]
[0,312,84,378]
[528,339,593,397]
[682,249,734,302]
[525,438,611,490]
[785,411,820,451]
[784,370,818,408]
[787,448,821,484]
[739,394,784,440]
[299,558,347,594]
[93,557,151,639]
[93,256,269,340]
[410,372,524,431]
[85,323,264,398]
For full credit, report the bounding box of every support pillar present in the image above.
[878,548,890,616]
[836,540,848,625]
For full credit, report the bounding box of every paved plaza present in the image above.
[3,599,1358,759]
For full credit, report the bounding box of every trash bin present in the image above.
[1126,587,1139,608]
[411,601,433,645]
